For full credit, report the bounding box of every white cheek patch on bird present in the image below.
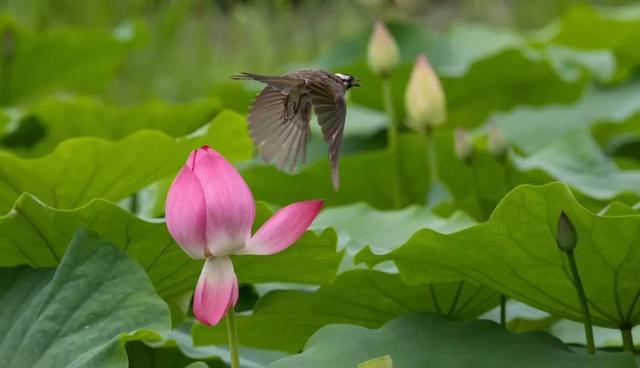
[232,69,359,191]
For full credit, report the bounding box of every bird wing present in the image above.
[308,77,347,190]
[248,85,312,171]
[231,72,300,94]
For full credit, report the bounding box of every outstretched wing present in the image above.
[248,86,312,171]
[308,78,347,190]
[232,72,300,94]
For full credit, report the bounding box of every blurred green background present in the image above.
[0,0,634,104]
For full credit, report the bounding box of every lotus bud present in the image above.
[404,54,446,131]
[367,21,400,77]
[556,212,577,253]
[487,123,508,157]
[454,128,472,163]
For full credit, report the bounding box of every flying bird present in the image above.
[232,69,359,190]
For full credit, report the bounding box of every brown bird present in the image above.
[232,69,359,190]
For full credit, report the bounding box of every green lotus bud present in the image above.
[556,211,577,252]
[454,127,473,163]
[404,54,446,131]
[487,123,508,156]
[367,21,400,77]
[359,355,393,368]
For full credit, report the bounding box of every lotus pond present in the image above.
[1,1,640,367]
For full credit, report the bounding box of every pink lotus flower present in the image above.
[166,146,323,325]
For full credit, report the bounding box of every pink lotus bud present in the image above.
[367,21,400,77]
[166,146,324,325]
[404,54,446,131]
[454,128,473,162]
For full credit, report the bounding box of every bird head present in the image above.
[335,73,360,89]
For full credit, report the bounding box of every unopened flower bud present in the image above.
[487,123,508,157]
[556,212,577,252]
[367,21,399,77]
[454,128,473,163]
[404,54,446,131]
[359,355,393,368]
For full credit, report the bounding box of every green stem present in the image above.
[382,78,397,152]
[425,128,439,184]
[621,326,635,353]
[226,308,241,368]
[500,294,507,327]
[382,78,403,209]
[566,250,595,354]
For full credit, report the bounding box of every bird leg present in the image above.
[282,93,305,124]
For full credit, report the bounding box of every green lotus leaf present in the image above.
[1,96,220,156]
[0,109,251,213]
[0,194,341,302]
[358,182,640,329]
[193,270,498,353]
[267,313,635,368]
[0,229,171,368]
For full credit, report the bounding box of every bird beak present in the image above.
[354,79,361,87]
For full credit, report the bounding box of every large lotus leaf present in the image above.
[127,341,223,368]
[0,109,251,213]
[0,18,141,104]
[492,79,640,200]
[127,325,286,368]
[496,79,640,155]
[358,182,640,329]
[193,270,498,353]
[311,202,475,256]
[0,194,341,300]
[0,229,171,368]
[1,96,220,155]
[267,313,636,368]
[551,4,640,80]
[513,131,640,200]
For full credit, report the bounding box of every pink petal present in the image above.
[193,148,256,256]
[193,257,238,326]
[240,200,324,255]
[165,165,207,259]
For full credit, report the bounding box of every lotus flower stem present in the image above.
[566,250,595,354]
[382,78,397,152]
[226,308,241,368]
[500,294,507,327]
[382,78,403,208]
[620,325,635,353]
[425,128,439,183]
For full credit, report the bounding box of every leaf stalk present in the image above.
[226,307,241,368]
